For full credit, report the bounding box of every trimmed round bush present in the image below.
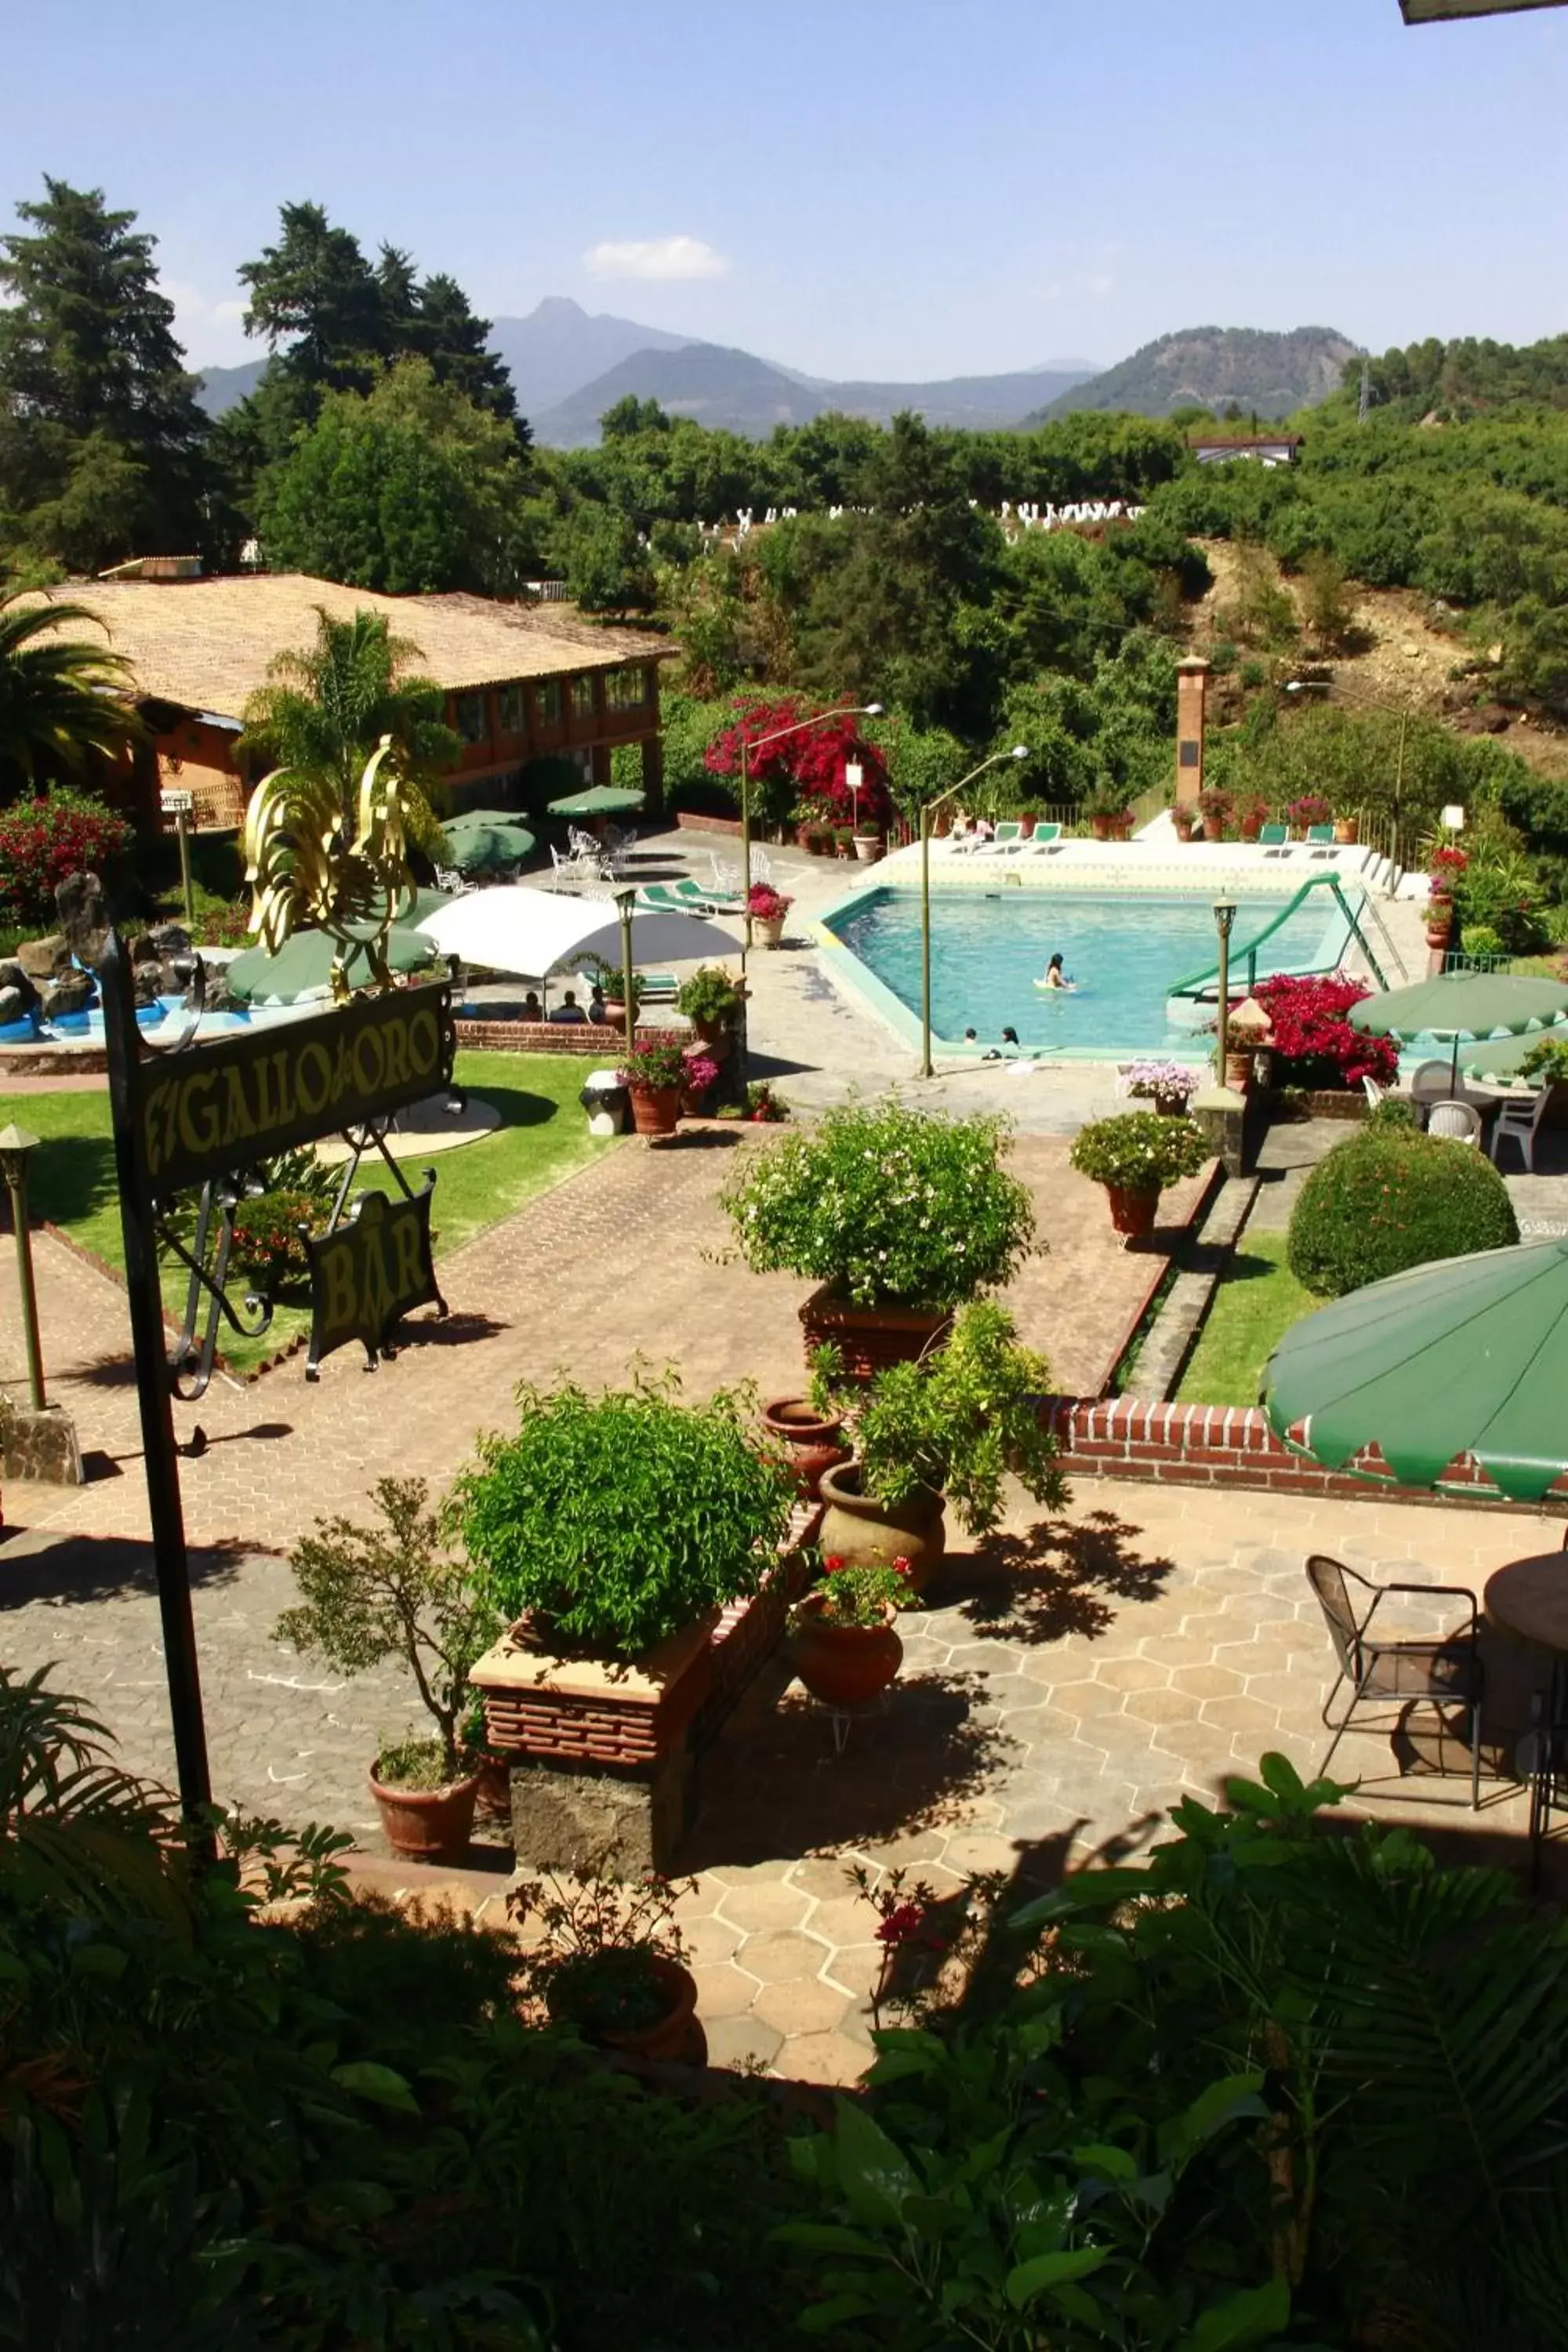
[1287,1129,1519,1299]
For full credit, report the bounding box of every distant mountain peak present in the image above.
[1040,325,1361,423]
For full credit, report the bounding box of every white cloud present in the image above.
[583,235,728,282]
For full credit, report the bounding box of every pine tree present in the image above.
[0,177,209,572]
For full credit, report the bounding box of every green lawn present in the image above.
[7,1051,612,1374]
[1177,1231,1318,1408]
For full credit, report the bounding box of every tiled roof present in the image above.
[19,573,671,718]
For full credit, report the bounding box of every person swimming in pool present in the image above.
[1039,953,1073,990]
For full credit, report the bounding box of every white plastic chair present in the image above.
[1427,1098,1481,1145]
[1490,1086,1551,1172]
[1361,1076,1385,1111]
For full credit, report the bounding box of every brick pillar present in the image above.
[1174,656,1210,809]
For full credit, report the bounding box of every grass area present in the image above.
[5,1050,612,1375]
[1176,1230,1318,1408]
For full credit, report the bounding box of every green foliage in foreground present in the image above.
[1287,1126,1519,1298]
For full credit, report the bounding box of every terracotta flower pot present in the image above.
[1091,813,1113,842]
[368,1761,481,1863]
[818,1460,946,1592]
[1202,815,1224,842]
[798,1286,952,1382]
[1334,816,1359,844]
[762,1397,849,1500]
[1240,813,1263,843]
[789,1591,903,1708]
[1114,812,1135,840]
[627,1081,681,1136]
[548,1953,702,2063]
[1104,1185,1160,1240]
[1225,1049,1253,1091]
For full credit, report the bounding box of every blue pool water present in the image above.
[832,887,1359,1055]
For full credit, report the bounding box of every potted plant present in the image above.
[789,1555,913,1708]
[760,1393,849,1499]
[851,828,884,864]
[1424,895,1456,951]
[811,1302,1064,1586]
[509,1867,702,2061]
[676,964,742,1044]
[1428,844,1468,900]
[1333,809,1360,846]
[619,1040,688,1137]
[748,882,792,948]
[570,951,641,1028]
[1117,1058,1201,1117]
[1196,786,1231,843]
[679,1050,720,1116]
[832,826,854,860]
[1233,793,1270,844]
[276,1478,497,1864]
[1083,780,1131,844]
[721,1102,1036,1377]
[1285,793,1332,839]
[1069,1110,1210,1243]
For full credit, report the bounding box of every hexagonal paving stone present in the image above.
[800,1893,878,1951]
[1170,1663,1245,1700]
[1090,1656,1173,1693]
[820,1939,886,1998]
[713,1878,814,1936]
[751,1975,855,2039]
[672,1877,728,1921]
[1123,1686,1204,1728]
[739,1929,834,1984]
[786,1853,877,1900]
[679,1912,750,1967]
[1199,1693,1283,1740]
[774,2031,872,2087]
[692,1963,766,2021]
[703,2014,785,2071]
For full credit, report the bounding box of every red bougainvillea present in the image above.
[704,695,891,829]
[0,790,132,928]
[1253,971,1399,1091]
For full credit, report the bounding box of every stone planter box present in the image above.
[797,1284,951,1381]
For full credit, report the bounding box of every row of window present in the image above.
[450,666,653,748]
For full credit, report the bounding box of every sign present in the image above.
[304,1185,445,1377]
[136,981,456,1200]
[161,788,194,815]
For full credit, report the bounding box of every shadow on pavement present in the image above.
[953,1508,1177,1645]
[0,1529,252,1607]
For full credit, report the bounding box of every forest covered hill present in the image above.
[1040,325,1363,421]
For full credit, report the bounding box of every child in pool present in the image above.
[1036,953,1074,991]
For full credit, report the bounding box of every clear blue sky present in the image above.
[4,0,1565,383]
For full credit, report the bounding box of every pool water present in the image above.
[833,887,1359,1055]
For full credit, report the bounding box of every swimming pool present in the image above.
[826,887,1362,1056]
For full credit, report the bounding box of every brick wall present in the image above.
[1044,1395,1568,1516]
[453,1020,684,1056]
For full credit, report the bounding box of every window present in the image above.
[495,683,525,738]
[569,673,595,721]
[603,666,648,711]
[534,678,562,724]
[452,691,488,746]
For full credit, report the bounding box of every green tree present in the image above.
[0,177,209,571]
[238,198,387,394]
[0,582,141,800]
[554,504,656,613]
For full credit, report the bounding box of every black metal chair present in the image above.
[1305,1555,1485,1807]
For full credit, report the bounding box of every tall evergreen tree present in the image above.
[0,178,209,572]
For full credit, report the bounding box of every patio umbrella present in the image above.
[1261,1239,1568,1501]
[414,883,739,978]
[439,815,536,874]
[546,784,645,819]
[1457,1022,1568,1088]
[227,924,439,1005]
[1348,970,1568,1086]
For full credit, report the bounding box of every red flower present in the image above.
[875,1901,927,1946]
[822,1554,847,1573]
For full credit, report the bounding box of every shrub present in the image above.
[457,1373,793,1654]
[0,788,132,928]
[1460,923,1507,960]
[1287,1127,1519,1298]
[228,1184,328,1288]
[1519,1034,1568,1084]
[1069,1110,1209,1195]
[1252,971,1398,1091]
[721,1102,1035,1309]
[676,964,742,1025]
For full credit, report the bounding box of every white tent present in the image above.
[414,886,741,978]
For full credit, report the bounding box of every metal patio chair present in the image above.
[1306,1555,1485,1807]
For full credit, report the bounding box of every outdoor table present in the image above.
[1483,1550,1568,1871]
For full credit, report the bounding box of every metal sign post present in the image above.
[162,787,196,927]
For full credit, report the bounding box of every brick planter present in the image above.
[797,1286,951,1381]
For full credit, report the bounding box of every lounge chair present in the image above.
[1306,1555,1485,1809]
[1490,1083,1552,1172]
[974,822,1025,857]
[1258,822,1290,857]
[1021,822,1064,853]
[634,883,688,914]
[1305,823,1336,859]
[671,876,743,912]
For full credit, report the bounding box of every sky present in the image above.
[2,0,1565,384]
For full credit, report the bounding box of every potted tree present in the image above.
[509,1867,703,2062]
[1083,780,1131,843]
[1233,793,1270,844]
[1069,1111,1210,1242]
[721,1102,1036,1377]
[676,964,742,1045]
[1196,787,1231,843]
[276,1477,497,1864]
[811,1302,1065,1588]
[619,1040,688,1137]
[748,883,792,947]
[789,1556,913,1708]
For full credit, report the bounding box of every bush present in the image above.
[228,1184,328,1288]
[0,788,132,928]
[1069,1110,1209,1194]
[1252,971,1399,1091]
[676,964,742,1025]
[457,1373,793,1654]
[1287,1127,1519,1298]
[721,1102,1034,1309]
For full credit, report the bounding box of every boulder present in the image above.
[130,931,162,967]
[16,935,70,982]
[0,986,32,1028]
[55,871,110,971]
[132,963,165,1007]
[147,923,192,959]
[40,972,96,1022]
[0,960,39,1014]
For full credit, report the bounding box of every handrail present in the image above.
[1168,874,1386,999]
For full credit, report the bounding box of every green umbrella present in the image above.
[440,816,535,873]
[1261,1240,1568,1501]
[1456,1022,1568,1088]
[1349,970,1568,1085]
[546,784,645,818]
[227,924,439,1005]
[444,808,523,830]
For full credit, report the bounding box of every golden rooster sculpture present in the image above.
[243,735,414,998]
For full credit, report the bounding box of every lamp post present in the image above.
[1212,899,1237,1087]
[1284,677,1415,858]
[846,759,863,844]
[919,746,1030,1078]
[0,1123,45,1410]
[614,886,638,1054]
[738,702,883,965]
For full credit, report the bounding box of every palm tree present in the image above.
[238,607,456,844]
[0,581,142,800]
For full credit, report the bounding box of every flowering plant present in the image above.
[1430,845,1469,873]
[509,1867,696,2036]
[705,695,891,829]
[797,1552,916,1628]
[1251,971,1397,1091]
[748,882,792,921]
[1196,787,1231,818]
[619,1040,688,1091]
[848,1860,1012,2027]
[1069,1111,1210,1193]
[681,1052,720,1098]
[745,1079,788,1122]
[1118,1058,1200,1109]
[1285,793,1332,829]
[0,789,132,928]
[229,1185,328,1289]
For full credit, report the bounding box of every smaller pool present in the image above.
[829,887,1362,1055]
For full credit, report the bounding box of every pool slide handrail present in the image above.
[1167,874,1388,1000]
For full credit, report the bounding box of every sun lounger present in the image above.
[1258,822,1290,858]
[974,822,1026,856]
[1020,822,1065,855]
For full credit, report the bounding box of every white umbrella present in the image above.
[414,884,741,977]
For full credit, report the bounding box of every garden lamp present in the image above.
[0,1123,46,1408]
[920,746,1029,1079]
[614,886,638,1053]
[845,760,864,840]
[737,702,882,966]
[1212,900,1237,1087]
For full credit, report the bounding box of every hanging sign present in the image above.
[304,1185,445,1377]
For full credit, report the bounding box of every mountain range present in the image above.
[1040,325,1362,422]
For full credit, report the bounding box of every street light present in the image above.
[1283,677,1415,857]
[738,702,883,964]
[0,1123,45,1410]
[614,885,638,1054]
[919,746,1029,1078]
[1212,900,1237,1087]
